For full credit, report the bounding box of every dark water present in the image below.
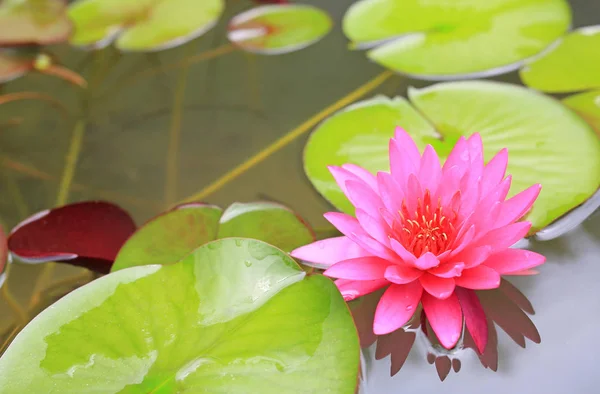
[1,0,599,391]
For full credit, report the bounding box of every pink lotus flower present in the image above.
[292,128,545,353]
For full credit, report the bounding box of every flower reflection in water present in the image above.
[351,279,540,381]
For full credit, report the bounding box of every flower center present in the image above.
[394,190,457,257]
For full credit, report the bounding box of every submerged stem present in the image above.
[0,92,70,121]
[177,70,395,204]
[1,264,28,324]
[164,46,192,206]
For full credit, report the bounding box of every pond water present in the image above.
[0,0,599,392]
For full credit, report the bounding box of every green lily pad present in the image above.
[304,81,600,232]
[111,201,314,272]
[0,238,360,393]
[0,0,71,45]
[563,90,600,136]
[0,50,32,83]
[111,203,223,272]
[520,26,600,93]
[227,4,332,55]
[68,0,224,51]
[343,0,571,78]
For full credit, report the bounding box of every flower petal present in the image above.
[483,249,545,274]
[480,221,532,253]
[393,127,421,164]
[389,138,417,189]
[384,264,422,284]
[325,212,399,262]
[328,165,362,198]
[452,245,492,269]
[414,252,439,270]
[404,174,423,213]
[355,209,390,247]
[324,256,390,280]
[481,148,508,197]
[420,273,455,299]
[377,171,404,215]
[429,262,465,278]
[450,225,475,257]
[346,180,384,219]
[438,166,461,207]
[291,236,370,268]
[373,282,423,335]
[419,145,441,195]
[342,163,378,191]
[455,265,501,290]
[335,278,389,301]
[389,238,417,265]
[422,292,463,349]
[495,184,542,228]
[456,287,488,354]
[443,137,470,176]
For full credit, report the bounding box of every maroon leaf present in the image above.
[7,201,136,274]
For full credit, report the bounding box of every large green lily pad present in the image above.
[0,238,360,393]
[304,81,600,232]
[68,0,224,51]
[0,50,32,83]
[343,0,571,78]
[0,0,71,45]
[227,4,332,55]
[563,90,600,136]
[111,201,314,272]
[520,26,600,93]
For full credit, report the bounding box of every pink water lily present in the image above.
[292,128,545,352]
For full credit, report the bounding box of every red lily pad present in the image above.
[7,201,136,274]
[0,225,7,289]
[0,0,71,45]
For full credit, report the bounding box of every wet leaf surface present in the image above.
[0,239,360,393]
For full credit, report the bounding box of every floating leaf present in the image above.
[111,203,223,272]
[0,225,7,289]
[0,0,71,45]
[304,81,600,232]
[0,50,33,83]
[228,4,332,54]
[343,0,570,78]
[218,202,315,251]
[68,0,225,51]
[520,26,600,93]
[7,201,137,274]
[112,201,314,272]
[0,238,360,393]
[563,90,600,136]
